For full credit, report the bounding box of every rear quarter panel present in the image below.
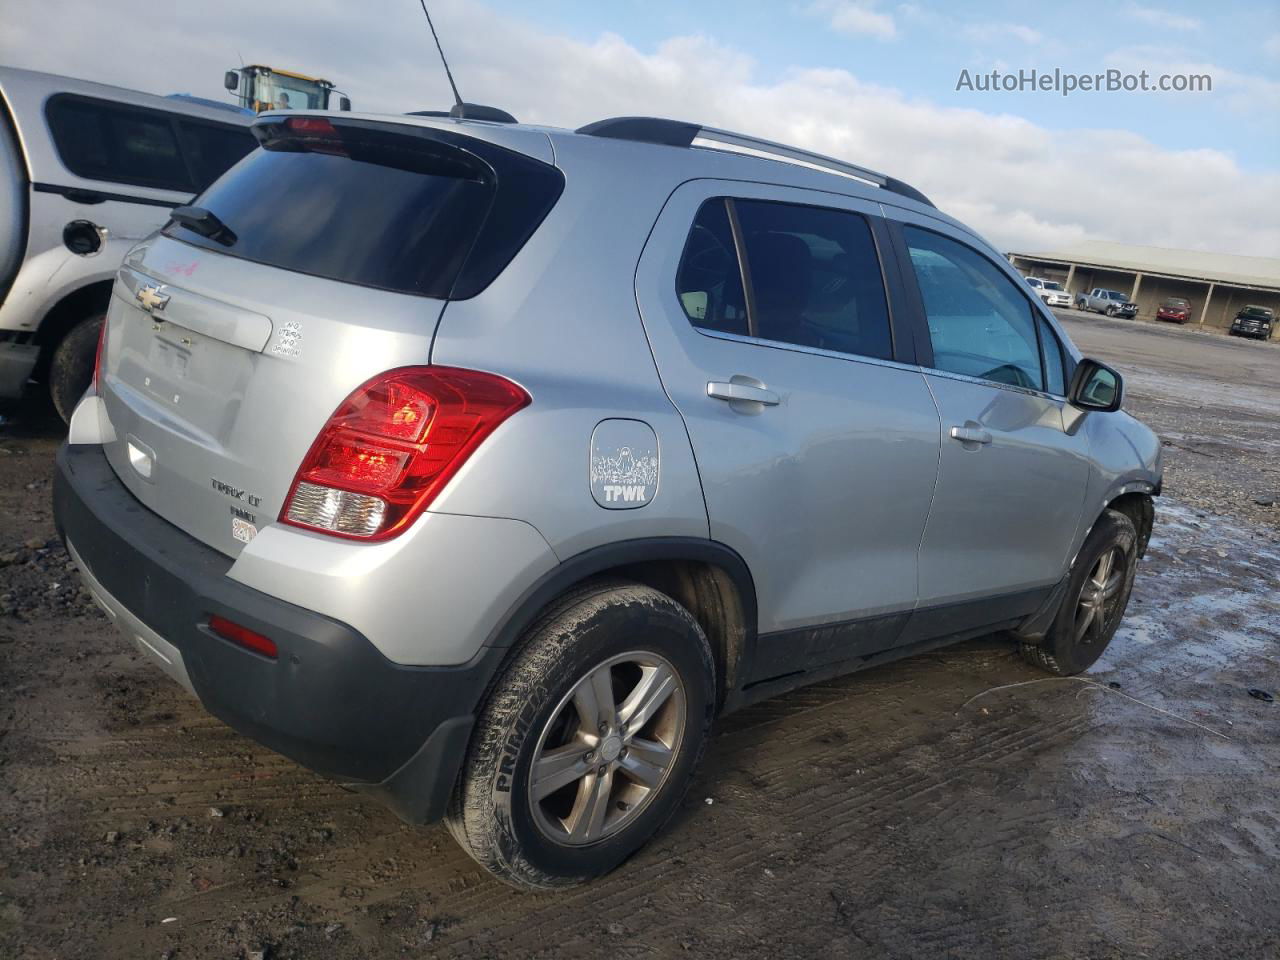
[425,134,710,559]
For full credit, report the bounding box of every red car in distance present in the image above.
[1156,297,1192,324]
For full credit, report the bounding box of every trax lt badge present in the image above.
[135,284,170,314]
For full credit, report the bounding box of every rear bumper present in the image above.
[54,442,500,822]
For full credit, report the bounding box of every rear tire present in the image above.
[1020,509,1137,676]
[446,581,715,890]
[49,314,104,423]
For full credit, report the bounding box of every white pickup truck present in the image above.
[1076,288,1138,318]
[1024,276,1072,308]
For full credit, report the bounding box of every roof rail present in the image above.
[575,116,934,208]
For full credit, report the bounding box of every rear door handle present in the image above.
[707,381,780,406]
[949,425,992,445]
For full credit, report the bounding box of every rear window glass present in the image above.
[164,119,563,299]
[45,95,253,193]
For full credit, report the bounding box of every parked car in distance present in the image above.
[1229,304,1275,340]
[1077,288,1138,318]
[54,110,1161,890]
[0,67,256,420]
[1024,276,1072,308]
[1155,297,1192,324]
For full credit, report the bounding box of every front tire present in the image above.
[1021,509,1137,676]
[49,314,104,423]
[447,581,715,890]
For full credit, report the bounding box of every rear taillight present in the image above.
[92,319,107,393]
[208,614,278,659]
[280,366,529,541]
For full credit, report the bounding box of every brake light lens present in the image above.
[285,117,337,135]
[92,318,107,393]
[280,366,530,540]
[208,614,278,659]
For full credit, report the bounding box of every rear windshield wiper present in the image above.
[170,205,238,247]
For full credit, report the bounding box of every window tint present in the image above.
[904,226,1044,391]
[675,199,748,336]
[735,200,893,361]
[176,121,257,191]
[1038,317,1066,395]
[46,96,192,191]
[164,119,563,299]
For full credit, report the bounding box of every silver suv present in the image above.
[53,111,1161,890]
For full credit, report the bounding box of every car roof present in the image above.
[317,109,992,252]
[0,66,255,125]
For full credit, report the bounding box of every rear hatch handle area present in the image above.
[114,266,274,353]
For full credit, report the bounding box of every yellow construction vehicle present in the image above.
[223,65,351,114]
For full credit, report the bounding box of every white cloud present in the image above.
[962,23,1044,46]
[1104,46,1280,114]
[1124,5,1202,31]
[2,0,1277,257]
[809,1,897,40]
[1264,33,1280,58]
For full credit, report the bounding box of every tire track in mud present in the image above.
[428,690,1111,956]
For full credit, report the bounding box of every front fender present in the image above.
[1068,409,1162,559]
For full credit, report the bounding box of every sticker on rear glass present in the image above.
[231,516,258,544]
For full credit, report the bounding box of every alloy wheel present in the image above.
[527,651,686,846]
[1074,547,1126,645]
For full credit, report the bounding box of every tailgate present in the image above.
[95,114,562,557]
[101,237,444,557]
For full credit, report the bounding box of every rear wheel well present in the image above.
[31,280,113,381]
[607,559,747,708]
[1105,492,1154,558]
[516,558,750,713]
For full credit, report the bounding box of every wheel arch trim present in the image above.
[481,536,759,654]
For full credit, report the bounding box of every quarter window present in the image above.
[904,226,1044,391]
[45,95,254,193]
[675,197,894,362]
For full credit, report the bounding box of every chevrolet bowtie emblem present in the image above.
[135,284,170,314]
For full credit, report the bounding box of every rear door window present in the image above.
[675,197,894,362]
[903,226,1045,391]
[163,117,563,299]
[675,199,748,336]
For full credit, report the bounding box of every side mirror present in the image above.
[1068,358,1123,412]
[338,96,351,112]
[224,70,239,92]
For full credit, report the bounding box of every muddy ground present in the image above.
[1,315,1278,959]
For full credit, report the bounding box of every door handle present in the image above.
[949,425,992,445]
[707,381,780,406]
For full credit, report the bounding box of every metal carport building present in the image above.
[1008,241,1280,332]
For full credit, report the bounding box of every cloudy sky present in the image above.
[4,0,1277,257]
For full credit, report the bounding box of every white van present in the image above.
[0,67,255,418]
